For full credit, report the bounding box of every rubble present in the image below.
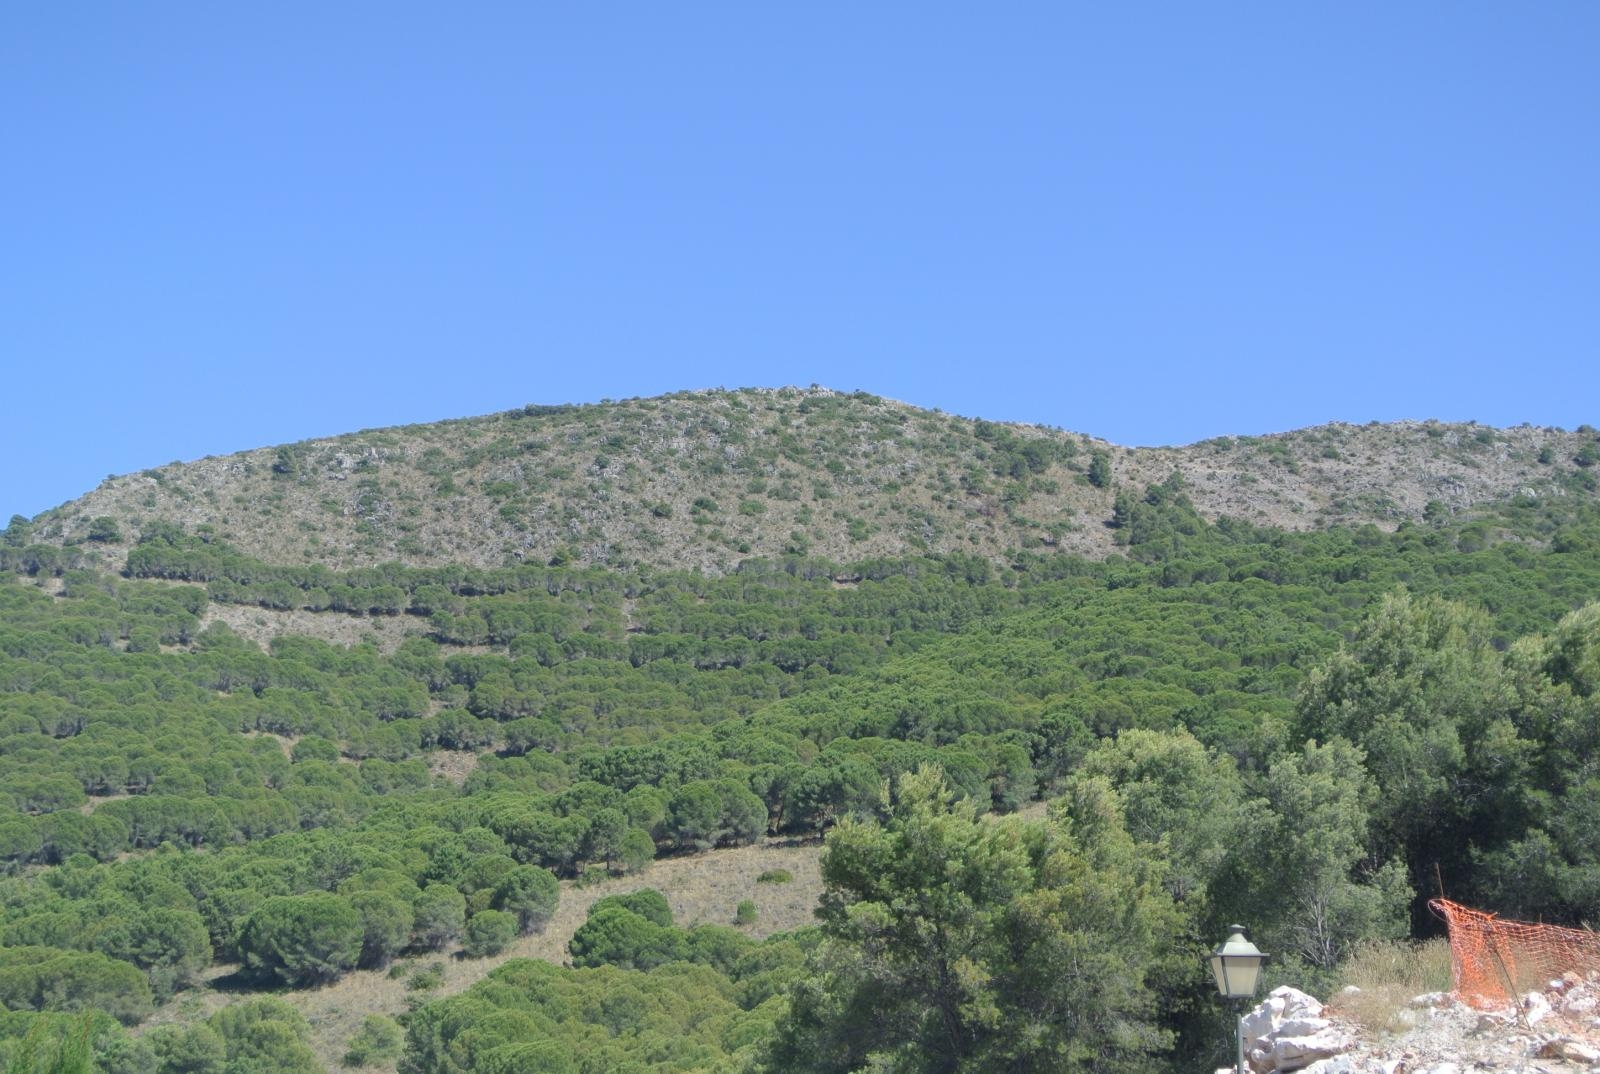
[1216,973,1600,1074]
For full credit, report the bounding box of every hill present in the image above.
[23,387,1600,572]
[2,387,1600,1074]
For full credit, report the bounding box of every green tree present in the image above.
[1070,728,1246,908]
[1247,740,1410,980]
[411,885,467,951]
[3,1014,99,1074]
[762,766,1181,1074]
[614,829,655,875]
[349,890,413,970]
[667,783,724,851]
[205,998,321,1074]
[0,947,153,1025]
[462,910,518,958]
[88,907,211,1000]
[237,894,362,986]
[491,866,560,935]
[567,905,683,970]
[1296,590,1525,915]
[579,808,629,869]
[149,1023,227,1074]
[1087,451,1112,489]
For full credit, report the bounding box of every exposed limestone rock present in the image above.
[1541,1038,1600,1064]
[1237,986,1353,1074]
[1526,989,1557,1025]
[1230,976,1600,1074]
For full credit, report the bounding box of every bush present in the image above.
[342,1014,404,1067]
[86,517,122,543]
[756,869,792,885]
[569,906,683,970]
[734,900,757,927]
[207,997,321,1074]
[407,962,445,992]
[1087,451,1112,489]
[463,911,518,958]
[0,947,154,1025]
[589,890,672,927]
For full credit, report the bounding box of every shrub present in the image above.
[1087,452,1112,488]
[342,1015,404,1067]
[86,517,122,543]
[734,900,758,927]
[589,889,672,927]
[406,962,445,992]
[463,910,518,958]
[756,869,792,885]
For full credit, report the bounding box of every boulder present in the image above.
[1298,1058,1366,1074]
[1241,1002,1282,1046]
[1271,985,1325,1020]
[1237,985,1354,1073]
[1277,1016,1334,1039]
[1521,990,1554,1025]
[1471,1011,1512,1036]
[1538,1037,1600,1064]
[1272,1027,1353,1072]
[1563,992,1598,1016]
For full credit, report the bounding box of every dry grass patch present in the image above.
[1328,939,1454,1037]
[200,603,426,654]
[424,749,480,786]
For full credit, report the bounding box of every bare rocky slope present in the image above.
[28,387,1600,573]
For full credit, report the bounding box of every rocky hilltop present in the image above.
[27,387,1600,572]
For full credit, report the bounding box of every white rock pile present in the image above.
[1218,985,1355,1073]
[1216,973,1600,1074]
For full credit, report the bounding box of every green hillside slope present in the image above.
[1,393,1599,1074]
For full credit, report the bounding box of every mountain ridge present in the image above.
[23,386,1598,573]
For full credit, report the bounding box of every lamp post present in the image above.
[1209,925,1267,1074]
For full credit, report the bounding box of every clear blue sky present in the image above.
[4,4,1597,520]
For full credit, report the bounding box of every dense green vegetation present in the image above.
[2,480,1600,1072]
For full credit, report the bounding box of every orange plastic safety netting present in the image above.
[1430,898,1600,1006]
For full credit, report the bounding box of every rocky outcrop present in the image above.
[1227,986,1355,1073]
[1219,975,1600,1074]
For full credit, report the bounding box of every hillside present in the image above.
[25,387,1600,572]
[139,836,828,1064]
[3,388,1600,1074]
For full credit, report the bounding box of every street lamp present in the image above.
[1210,925,1267,1074]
